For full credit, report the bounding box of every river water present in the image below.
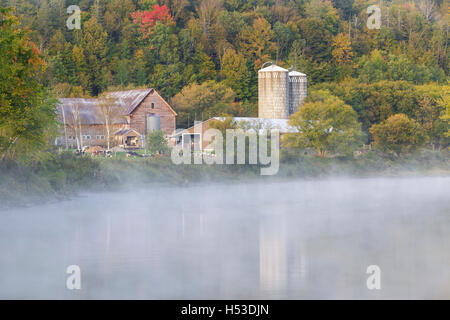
[0,176,449,299]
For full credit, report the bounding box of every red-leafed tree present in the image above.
[131,4,174,38]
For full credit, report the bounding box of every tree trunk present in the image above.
[1,136,18,161]
[77,105,83,149]
[317,148,326,158]
[105,117,110,151]
[61,105,69,150]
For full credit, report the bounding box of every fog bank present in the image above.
[0,176,449,299]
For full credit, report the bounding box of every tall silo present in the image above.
[288,70,307,116]
[147,114,161,132]
[258,63,289,119]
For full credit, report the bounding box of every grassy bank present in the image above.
[1,149,449,209]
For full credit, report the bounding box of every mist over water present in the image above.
[0,176,449,299]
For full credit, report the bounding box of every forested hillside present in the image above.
[0,1,449,206]
[2,0,448,125]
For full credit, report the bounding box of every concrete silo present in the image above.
[258,63,289,119]
[288,70,307,116]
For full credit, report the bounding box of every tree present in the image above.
[81,17,108,95]
[357,50,388,83]
[442,94,450,138]
[238,17,276,64]
[283,90,365,157]
[133,49,147,85]
[413,93,449,149]
[36,0,51,43]
[171,80,236,128]
[220,48,249,100]
[103,0,135,41]
[417,0,437,22]
[332,33,353,66]
[370,114,427,156]
[304,0,340,34]
[287,39,306,69]
[0,8,57,161]
[196,0,223,53]
[332,33,354,79]
[131,4,174,39]
[387,54,445,84]
[66,102,83,151]
[96,95,121,151]
[299,18,333,62]
[147,130,169,155]
[273,22,292,61]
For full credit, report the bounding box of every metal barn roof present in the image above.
[57,89,155,125]
[213,117,298,133]
[57,99,128,125]
[172,117,298,137]
[106,88,153,114]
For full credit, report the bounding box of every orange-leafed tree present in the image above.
[131,4,174,38]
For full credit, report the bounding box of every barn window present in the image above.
[151,102,155,109]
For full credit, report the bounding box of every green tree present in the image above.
[304,0,340,34]
[357,50,388,83]
[441,93,450,138]
[370,114,427,156]
[81,17,108,95]
[0,8,57,160]
[283,90,365,157]
[413,94,448,149]
[147,130,169,155]
[171,80,236,127]
[133,49,147,86]
[273,22,292,61]
[220,48,249,100]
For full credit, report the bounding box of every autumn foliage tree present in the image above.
[0,8,57,161]
[131,4,174,38]
[171,80,236,127]
[370,114,427,156]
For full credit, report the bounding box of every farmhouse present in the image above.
[56,88,176,149]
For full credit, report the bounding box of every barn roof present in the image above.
[56,89,157,125]
[106,88,154,114]
[57,98,128,125]
[172,117,298,137]
[213,117,298,133]
[115,128,140,136]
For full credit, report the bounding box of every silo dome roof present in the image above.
[288,70,307,76]
[258,64,288,72]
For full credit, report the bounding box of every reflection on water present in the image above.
[0,176,449,299]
